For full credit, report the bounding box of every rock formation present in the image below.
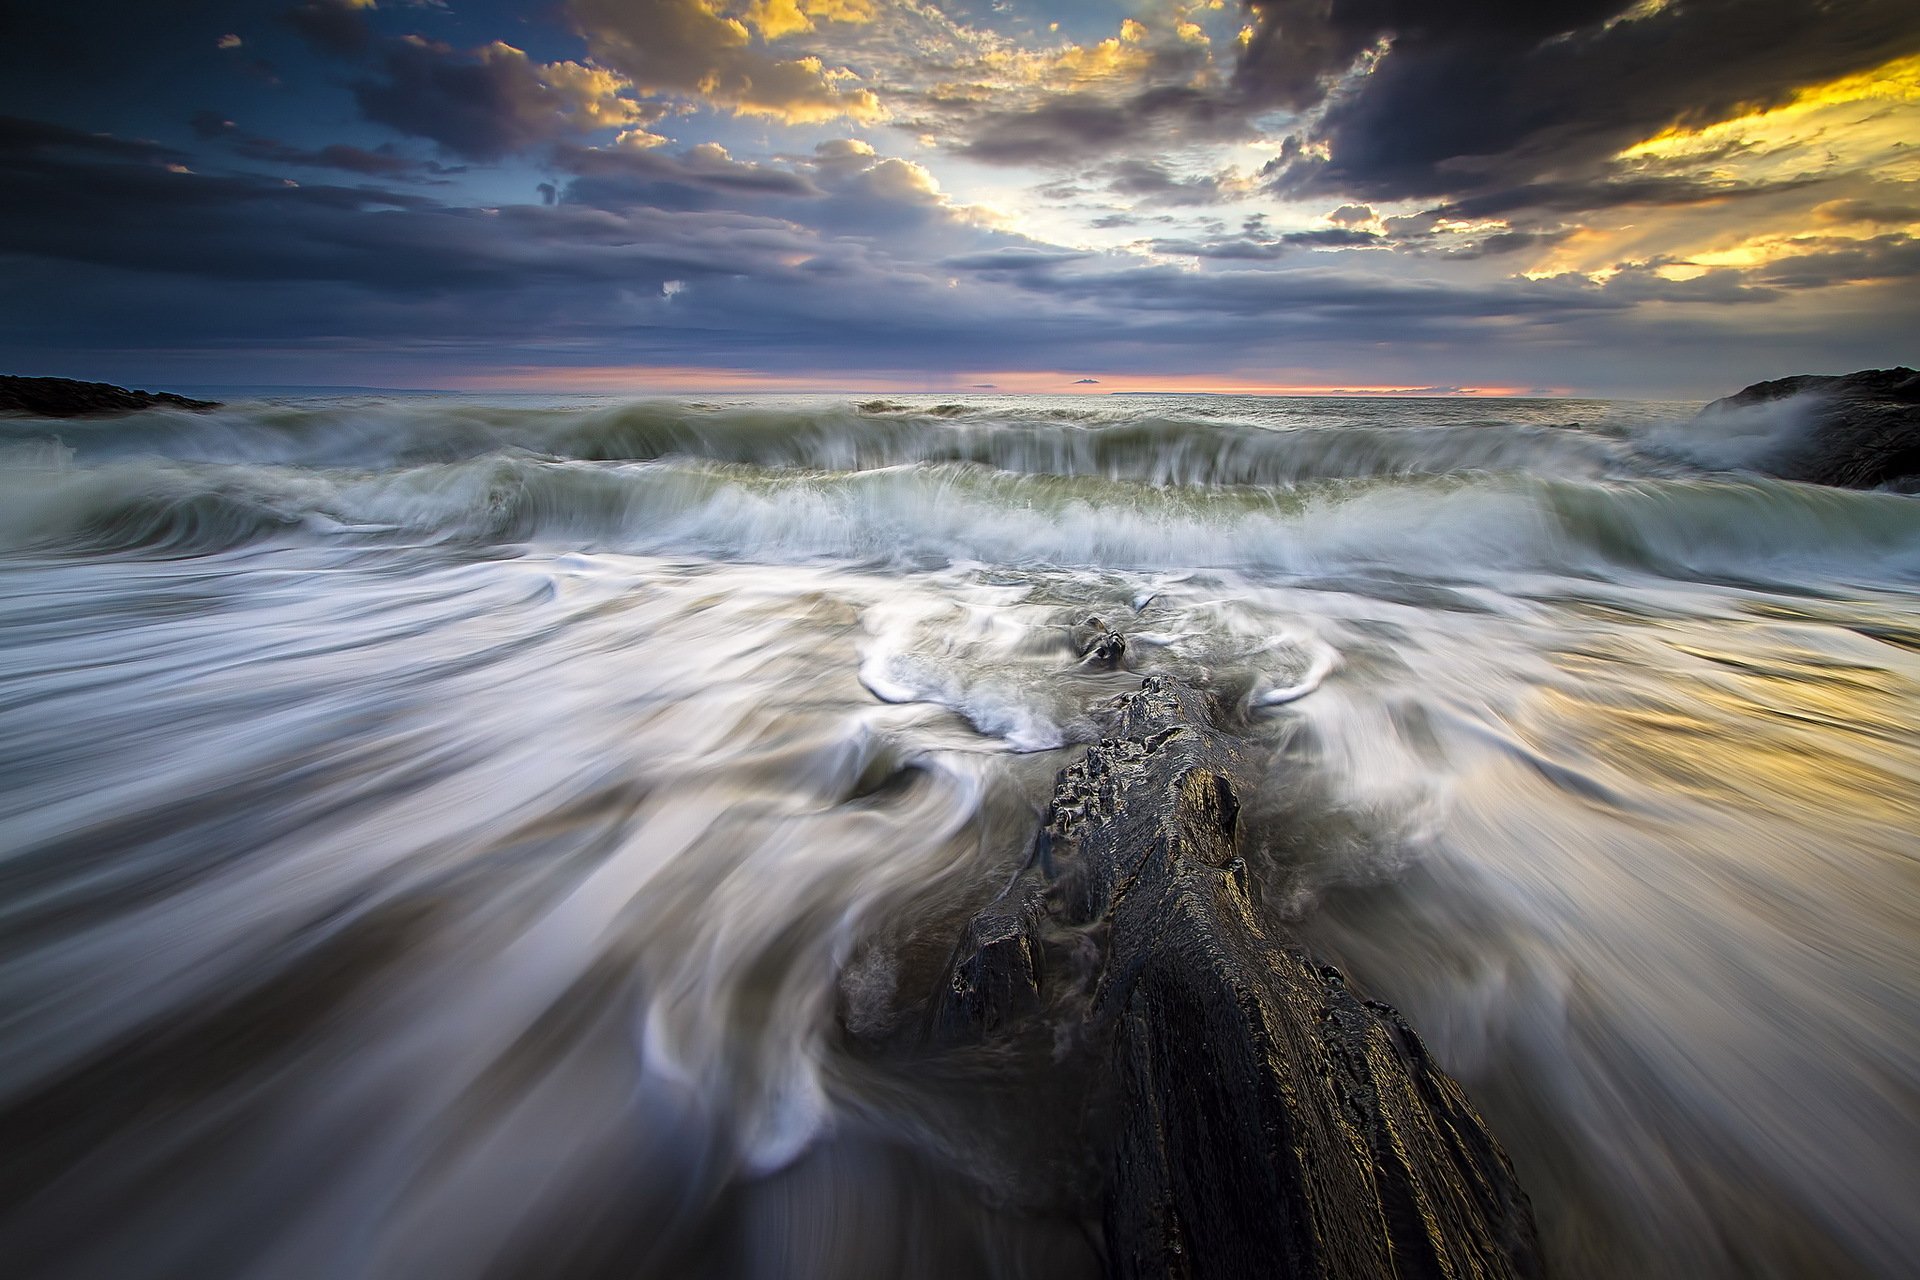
[0,376,220,417]
[1699,367,1920,490]
[927,676,1543,1280]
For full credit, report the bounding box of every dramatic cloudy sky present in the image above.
[2,0,1916,393]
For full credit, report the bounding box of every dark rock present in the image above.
[929,875,1050,1040]
[1698,367,1920,490]
[1071,616,1129,670]
[930,676,1542,1280]
[0,376,221,418]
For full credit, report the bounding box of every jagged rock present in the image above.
[1071,616,1129,670]
[930,676,1542,1280]
[0,376,220,417]
[1698,367,1920,490]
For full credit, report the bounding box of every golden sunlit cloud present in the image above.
[1520,52,1920,282]
[535,54,661,129]
[571,0,883,125]
[615,125,671,147]
[1620,51,1920,175]
[744,0,876,42]
[969,32,1155,89]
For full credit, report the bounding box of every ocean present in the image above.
[1,392,1916,1278]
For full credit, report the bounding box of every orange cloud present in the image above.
[569,0,881,123]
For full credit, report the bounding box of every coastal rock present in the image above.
[1698,367,1920,490]
[0,376,220,417]
[930,675,1543,1280]
[1070,616,1129,670]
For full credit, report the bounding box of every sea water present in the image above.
[1,392,1915,1278]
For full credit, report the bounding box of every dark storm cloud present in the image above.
[1244,0,1920,203]
[0,119,1063,373]
[1428,174,1832,221]
[354,38,574,160]
[350,35,662,161]
[190,111,442,178]
[243,139,437,178]
[956,85,1247,166]
[0,123,810,295]
[0,114,181,165]
[281,0,374,59]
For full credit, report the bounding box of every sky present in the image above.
[1,0,1916,396]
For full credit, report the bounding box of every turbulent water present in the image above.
[1,392,1916,1279]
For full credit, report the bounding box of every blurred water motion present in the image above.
[0,393,1916,1278]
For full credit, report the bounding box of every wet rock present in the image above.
[928,874,1050,1040]
[0,376,221,417]
[930,675,1542,1280]
[1071,616,1129,670]
[1699,367,1920,490]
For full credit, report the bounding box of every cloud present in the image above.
[957,83,1249,165]
[281,0,376,59]
[1104,158,1230,207]
[557,140,824,208]
[1735,232,1920,289]
[2,75,1912,398]
[844,5,1254,168]
[1246,0,1920,205]
[556,132,1014,255]
[354,37,663,160]
[1815,197,1920,227]
[0,114,181,163]
[1149,226,1386,259]
[566,0,881,124]
[190,108,456,179]
[941,248,1094,274]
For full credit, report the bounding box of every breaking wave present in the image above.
[4,446,1916,589]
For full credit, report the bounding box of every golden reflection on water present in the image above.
[1539,616,1920,829]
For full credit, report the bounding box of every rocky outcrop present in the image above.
[0,376,220,417]
[1699,367,1920,490]
[929,676,1542,1280]
[1070,616,1129,670]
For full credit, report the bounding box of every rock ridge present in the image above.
[0,376,221,417]
[927,675,1543,1280]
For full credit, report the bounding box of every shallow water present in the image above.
[1,393,1915,1278]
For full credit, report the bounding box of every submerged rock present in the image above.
[930,676,1542,1280]
[1698,367,1920,490]
[1070,616,1129,670]
[0,375,220,417]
